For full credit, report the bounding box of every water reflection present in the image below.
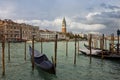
[36,67,56,80]
[0,42,120,80]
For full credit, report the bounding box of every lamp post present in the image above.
[117,29,120,54]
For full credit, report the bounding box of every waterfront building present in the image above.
[20,23,39,41]
[79,33,86,38]
[39,29,66,41]
[39,29,56,41]
[0,19,39,42]
[0,19,21,42]
[0,18,68,42]
[39,17,68,41]
[57,32,66,40]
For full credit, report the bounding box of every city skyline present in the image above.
[0,0,120,35]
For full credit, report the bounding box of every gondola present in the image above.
[84,43,101,50]
[102,53,120,60]
[80,46,120,60]
[29,46,55,74]
[79,49,101,56]
[84,43,108,51]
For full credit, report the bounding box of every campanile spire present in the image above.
[62,17,66,33]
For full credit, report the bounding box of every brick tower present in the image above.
[62,17,66,33]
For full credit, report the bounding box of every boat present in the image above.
[84,43,101,50]
[102,54,120,60]
[27,40,37,43]
[84,43,108,51]
[80,48,120,60]
[29,46,55,74]
[79,49,102,56]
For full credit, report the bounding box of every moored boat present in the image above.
[80,48,120,60]
[84,43,108,51]
[102,53,120,60]
[79,49,101,56]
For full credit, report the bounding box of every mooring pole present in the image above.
[8,41,10,62]
[2,35,5,76]
[78,39,79,54]
[96,38,98,48]
[93,39,96,48]
[74,35,77,65]
[101,34,104,59]
[54,34,58,68]
[24,40,26,61]
[41,38,43,53]
[100,38,102,50]
[32,35,35,71]
[111,33,114,53]
[117,29,120,54]
[66,40,68,56]
[105,37,107,50]
[94,38,97,49]
[89,34,92,64]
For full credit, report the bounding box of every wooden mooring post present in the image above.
[24,41,26,61]
[8,41,10,62]
[111,33,114,53]
[2,35,5,76]
[94,38,97,49]
[54,34,58,68]
[66,40,68,56]
[78,40,79,54]
[74,35,77,65]
[96,38,98,49]
[32,35,35,71]
[117,29,120,54]
[105,37,107,50]
[100,38,102,50]
[41,38,43,53]
[101,34,104,59]
[89,34,92,64]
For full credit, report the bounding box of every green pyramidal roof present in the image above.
[63,17,66,23]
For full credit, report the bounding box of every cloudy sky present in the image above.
[0,0,120,35]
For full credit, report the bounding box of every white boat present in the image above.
[79,49,101,55]
[26,40,36,43]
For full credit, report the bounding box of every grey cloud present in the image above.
[100,3,120,10]
[88,11,120,34]
[72,5,120,34]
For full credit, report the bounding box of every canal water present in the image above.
[0,41,120,80]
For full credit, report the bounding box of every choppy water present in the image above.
[0,41,120,80]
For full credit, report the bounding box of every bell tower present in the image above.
[62,17,66,33]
